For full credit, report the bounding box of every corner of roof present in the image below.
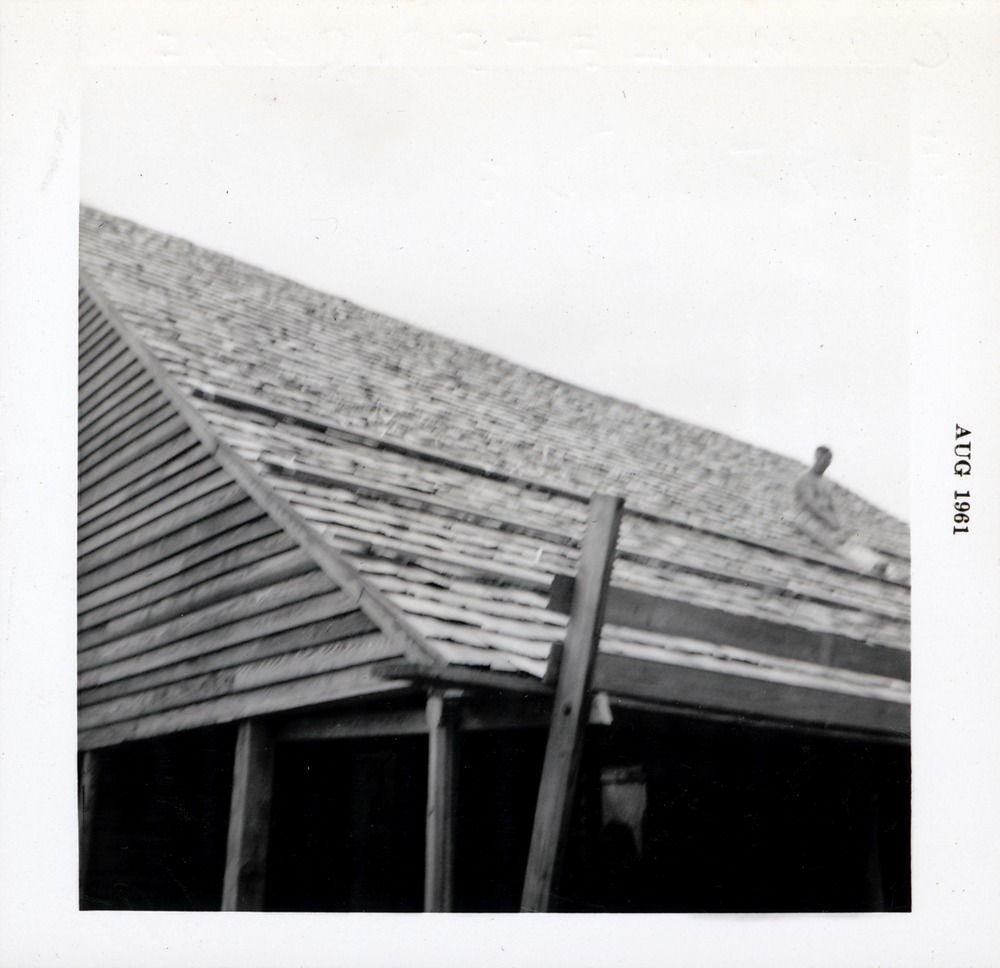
[78,267,448,672]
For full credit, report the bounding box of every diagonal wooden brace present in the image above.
[521,492,623,912]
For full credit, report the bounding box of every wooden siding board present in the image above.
[77,412,190,493]
[79,639,402,730]
[78,442,208,526]
[77,469,233,556]
[77,498,264,587]
[79,572,341,671]
[78,480,248,574]
[78,370,154,435]
[79,611,379,706]
[78,356,147,412]
[78,529,296,629]
[77,513,278,604]
[78,381,161,452]
[77,458,223,544]
[78,663,411,750]
[78,427,198,509]
[78,399,178,474]
[78,546,318,648]
[78,322,117,368]
[77,340,132,391]
[79,591,360,688]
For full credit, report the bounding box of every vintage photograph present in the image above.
[4,2,1000,965]
[74,26,915,916]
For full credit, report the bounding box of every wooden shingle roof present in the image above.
[79,206,910,732]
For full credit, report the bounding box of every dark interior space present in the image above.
[80,710,908,913]
[588,711,911,912]
[80,725,235,911]
[264,735,427,912]
[449,715,909,913]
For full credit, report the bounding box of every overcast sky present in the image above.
[81,24,911,520]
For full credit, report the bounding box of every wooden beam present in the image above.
[424,692,460,912]
[277,706,429,741]
[376,660,552,698]
[592,652,910,738]
[78,750,100,898]
[548,573,910,682]
[521,493,623,912]
[222,719,275,911]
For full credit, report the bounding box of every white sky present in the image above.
[81,41,911,518]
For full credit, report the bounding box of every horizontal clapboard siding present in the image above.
[78,287,401,748]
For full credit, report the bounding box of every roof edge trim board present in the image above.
[548,574,911,680]
[190,384,910,579]
[376,656,910,739]
[78,271,444,670]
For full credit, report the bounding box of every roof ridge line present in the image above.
[190,382,910,585]
[79,269,447,671]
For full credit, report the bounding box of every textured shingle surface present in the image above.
[79,207,910,706]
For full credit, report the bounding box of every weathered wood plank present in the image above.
[277,705,429,741]
[79,591,361,686]
[222,720,275,911]
[79,611,381,706]
[78,750,100,897]
[77,323,118,369]
[77,459,222,545]
[548,574,910,681]
[77,443,208,527]
[78,661,412,749]
[77,339,131,391]
[78,371,154,435]
[77,412,190,493]
[424,692,459,912]
[80,546,315,644]
[78,356,146,412]
[591,652,910,738]
[77,336,134,391]
[80,636,388,728]
[78,394,175,466]
[521,493,622,912]
[275,696,558,740]
[77,495,262,584]
[77,426,197,509]
[78,400,178,476]
[77,469,232,557]
[78,529,295,629]
[79,571,340,671]
[77,511,275,601]
[77,380,161,453]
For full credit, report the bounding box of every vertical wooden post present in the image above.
[521,492,623,912]
[424,691,459,912]
[78,749,101,899]
[222,719,275,911]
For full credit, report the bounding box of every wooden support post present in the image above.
[78,750,101,899]
[521,492,623,912]
[222,719,275,911]
[424,691,459,912]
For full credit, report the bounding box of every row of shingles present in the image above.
[204,406,909,653]
[82,216,908,576]
[195,399,911,633]
[86,214,912,672]
[255,462,911,689]
[81,214,910,566]
[99,280,908,652]
[79,226,820,562]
